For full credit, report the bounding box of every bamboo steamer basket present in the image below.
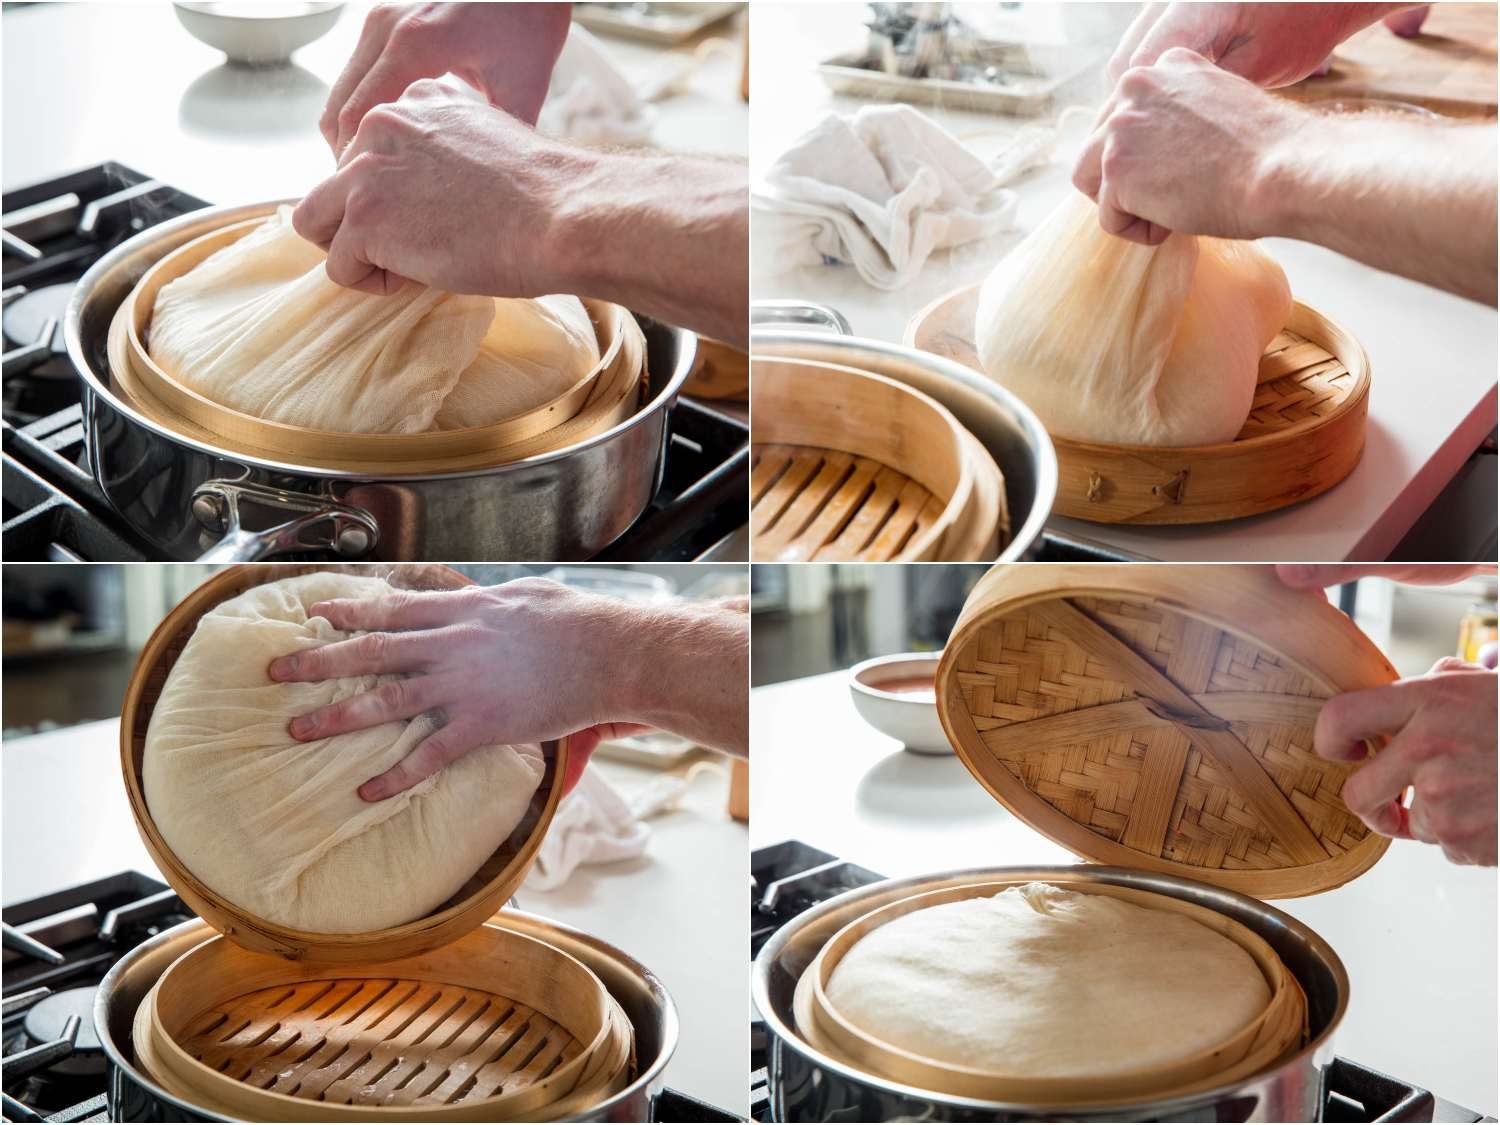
[120,563,571,963]
[107,213,647,475]
[751,355,1007,561]
[905,284,1370,524]
[793,876,1307,1108]
[684,335,749,402]
[130,924,632,1122]
[936,564,1399,900]
[774,563,1398,1110]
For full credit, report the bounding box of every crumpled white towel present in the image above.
[524,768,651,891]
[539,23,655,146]
[523,760,731,891]
[752,104,1053,290]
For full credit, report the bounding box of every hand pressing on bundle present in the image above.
[1106,3,1416,87]
[1277,563,1498,867]
[320,1,572,157]
[1074,48,1497,303]
[266,578,749,801]
[292,79,750,344]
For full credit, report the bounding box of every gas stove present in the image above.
[1,163,749,563]
[749,841,1493,1124]
[2,872,192,1122]
[2,871,742,1123]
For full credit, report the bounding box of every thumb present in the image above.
[560,723,654,796]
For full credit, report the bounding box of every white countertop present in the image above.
[748,3,1498,562]
[0,718,749,1116]
[2,1,748,202]
[750,669,1499,1117]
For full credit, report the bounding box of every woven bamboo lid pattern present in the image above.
[936,565,1400,898]
[120,564,570,962]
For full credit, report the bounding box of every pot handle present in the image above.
[750,300,852,336]
[190,480,380,562]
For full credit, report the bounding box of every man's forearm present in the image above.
[1256,119,1497,305]
[552,151,749,346]
[605,600,749,758]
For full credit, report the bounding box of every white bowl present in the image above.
[848,652,951,755]
[174,2,344,66]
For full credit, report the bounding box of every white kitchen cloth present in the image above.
[539,23,655,146]
[752,103,1053,290]
[525,768,650,891]
[523,760,729,891]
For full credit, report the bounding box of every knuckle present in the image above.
[375,679,410,711]
[1159,46,1201,66]
[357,631,389,661]
[361,104,403,134]
[389,13,433,45]
[1118,65,1155,95]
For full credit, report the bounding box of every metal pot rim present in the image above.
[751,863,1348,1115]
[750,327,1059,562]
[64,201,695,482]
[96,910,679,1122]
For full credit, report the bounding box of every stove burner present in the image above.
[21,989,102,1077]
[2,282,72,354]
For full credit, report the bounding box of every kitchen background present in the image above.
[750,564,1499,1116]
[3,562,750,1116]
[750,1,1498,563]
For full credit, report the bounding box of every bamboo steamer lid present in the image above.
[936,564,1400,899]
[906,284,1370,525]
[120,564,571,963]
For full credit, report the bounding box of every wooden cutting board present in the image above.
[1284,3,1497,118]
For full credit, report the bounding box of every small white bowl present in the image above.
[848,652,951,755]
[174,2,344,66]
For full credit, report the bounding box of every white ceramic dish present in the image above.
[173,2,343,66]
[848,653,951,756]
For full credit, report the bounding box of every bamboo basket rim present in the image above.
[116,214,624,465]
[119,564,570,962]
[130,930,639,1122]
[132,924,635,1121]
[935,565,1397,900]
[800,877,1303,1105]
[904,284,1371,457]
[107,292,646,476]
[750,355,983,561]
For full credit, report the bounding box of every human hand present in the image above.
[321,2,571,157]
[1073,48,1307,244]
[1317,658,1498,866]
[267,578,645,801]
[1277,564,1496,589]
[293,79,590,296]
[1107,3,1406,88]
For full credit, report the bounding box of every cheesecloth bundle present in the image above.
[147,207,599,435]
[142,572,546,933]
[975,194,1291,447]
[825,882,1271,1078]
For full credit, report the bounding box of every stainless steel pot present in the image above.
[750,301,1057,561]
[752,865,1345,1123]
[64,202,697,562]
[96,911,678,1122]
